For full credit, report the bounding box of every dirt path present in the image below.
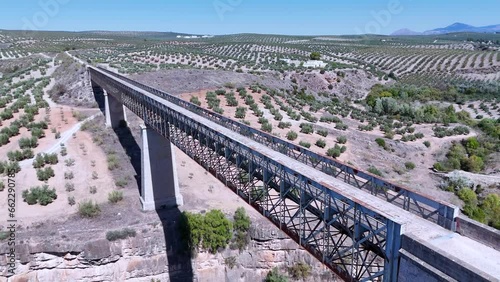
[65,51,86,65]
[19,113,99,168]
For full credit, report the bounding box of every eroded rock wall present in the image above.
[0,223,338,282]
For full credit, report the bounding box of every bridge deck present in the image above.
[92,67,500,280]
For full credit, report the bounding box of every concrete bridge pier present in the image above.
[140,124,183,211]
[103,90,127,128]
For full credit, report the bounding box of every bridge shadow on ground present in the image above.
[92,85,105,110]
[92,85,193,280]
[156,208,194,282]
[113,125,141,194]
[110,125,194,280]
[93,85,141,194]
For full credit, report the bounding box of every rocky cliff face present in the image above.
[0,223,338,282]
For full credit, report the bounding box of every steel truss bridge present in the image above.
[89,66,459,282]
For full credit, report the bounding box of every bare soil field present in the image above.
[179,86,486,205]
[129,68,381,100]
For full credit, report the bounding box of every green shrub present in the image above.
[464,155,484,173]
[384,131,395,139]
[375,138,386,148]
[107,154,119,170]
[22,185,57,206]
[19,137,38,149]
[458,188,478,206]
[368,166,383,177]
[261,123,272,133]
[315,139,326,148]
[433,162,446,172]
[4,161,21,174]
[44,153,58,164]
[278,122,292,129]
[483,194,500,229]
[405,162,416,170]
[22,149,34,159]
[233,207,250,232]
[108,191,124,203]
[213,107,224,114]
[0,134,9,145]
[179,210,233,254]
[7,151,23,162]
[265,267,288,282]
[179,211,204,252]
[337,136,347,144]
[78,200,100,218]
[423,141,431,148]
[299,141,311,148]
[106,228,136,241]
[190,96,201,106]
[8,125,19,137]
[340,145,347,153]
[288,262,311,279]
[235,107,247,119]
[31,128,45,139]
[232,207,251,251]
[335,123,348,130]
[317,130,328,137]
[326,147,341,158]
[68,196,76,206]
[299,123,314,134]
[286,131,298,141]
[33,154,45,169]
[36,167,55,181]
[258,117,268,124]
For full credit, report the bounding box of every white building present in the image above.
[303,60,328,68]
[280,59,327,68]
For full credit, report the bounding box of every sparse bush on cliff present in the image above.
[108,190,124,203]
[78,200,100,218]
[265,267,288,282]
[231,207,251,251]
[106,228,136,241]
[289,262,311,279]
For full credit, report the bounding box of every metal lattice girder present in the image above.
[93,67,458,231]
[89,67,405,282]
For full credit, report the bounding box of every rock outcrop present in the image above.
[0,223,338,282]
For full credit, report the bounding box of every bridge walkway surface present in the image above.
[89,66,500,282]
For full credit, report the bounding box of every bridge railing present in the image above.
[93,66,458,231]
[90,67,405,281]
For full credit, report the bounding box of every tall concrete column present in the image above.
[123,104,128,126]
[104,90,112,127]
[103,90,125,128]
[140,124,183,211]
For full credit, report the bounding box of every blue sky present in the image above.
[2,0,499,35]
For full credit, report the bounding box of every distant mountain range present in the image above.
[391,23,500,36]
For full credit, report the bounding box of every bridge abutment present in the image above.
[140,124,183,211]
[103,90,127,128]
